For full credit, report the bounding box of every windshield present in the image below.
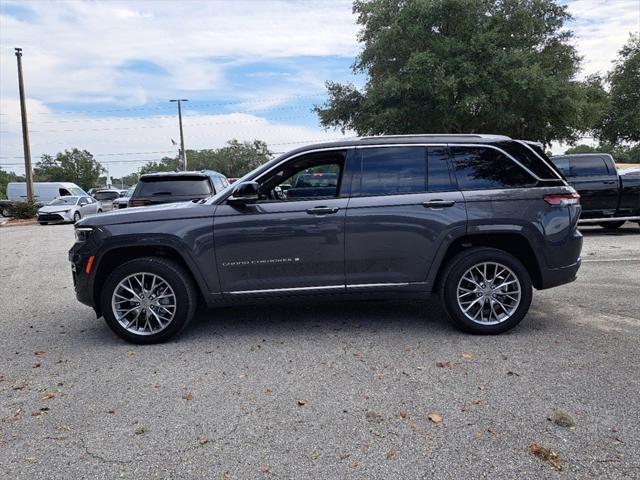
[49,197,78,206]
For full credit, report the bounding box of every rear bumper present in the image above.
[538,258,581,289]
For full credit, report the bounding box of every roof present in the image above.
[280,134,514,158]
[140,170,223,179]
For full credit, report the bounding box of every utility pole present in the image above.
[15,48,34,202]
[170,99,188,171]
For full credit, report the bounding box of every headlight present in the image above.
[75,227,94,242]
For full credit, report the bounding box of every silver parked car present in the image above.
[37,196,101,225]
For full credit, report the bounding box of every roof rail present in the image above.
[358,133,511,141]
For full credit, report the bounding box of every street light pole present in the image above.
[170,99,188,171]
[15,48,34,202]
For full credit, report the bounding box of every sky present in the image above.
[0,0,639,177]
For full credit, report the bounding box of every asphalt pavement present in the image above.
[1,222,639,479]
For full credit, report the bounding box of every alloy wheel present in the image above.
[111,272,177,335]
[456,262,521,325]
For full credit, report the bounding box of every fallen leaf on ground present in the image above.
[428,413,443,423]
[198,435,208,445]
[13,383,27,391]
[548,410,575,428]
[127,351,136,357]
[529,443,562,471]
[462,352,475,360]
[339,453,350,460]
[30,411,41,417]
[297,399,307,406]
[478,385,487,391]
[41,392,56,400]
[183,393,193,401]
[31,363,40,369]
[365,410,383,423]
[472,400,482,405]
[34,351,45,357]
[260,467,270,474]
[487,428,497,436]
[107,409,115,414]
[134,427,147,435]
[265,389,273,395]
[385,448,397,459]
[436,361,458,368]
[399,410,407,419]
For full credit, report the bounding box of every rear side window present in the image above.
[570,156,609,176]
[136,177,212,196]
[449,146,536,190]
[427,147,455,192]
[211,176,224,193]
[360,147,426,196]
[497,141,559,180]
[552,157,571,176]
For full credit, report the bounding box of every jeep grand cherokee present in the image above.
[69,135,582,343]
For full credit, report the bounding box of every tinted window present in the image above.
[497,141,559,179]
[427,147,455,192]
[360,147,426,196]
[449,146,536,190]
[94,191,120,201]
[137,177,212,196]
[570,156,608,176]
[552,157,571,176]
[211,176,224,193]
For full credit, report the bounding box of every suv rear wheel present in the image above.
[440,248,533,334]
[100,257,197,344]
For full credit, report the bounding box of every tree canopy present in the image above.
[0,168,25,199]
[595,34,640,144]
[315,0,597,145]
[139,139,271,178]
[34,149,105,191]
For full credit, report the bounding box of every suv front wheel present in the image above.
[100,257,197,344]
[440,248,533,334]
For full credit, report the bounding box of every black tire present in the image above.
[1,208,10,217]
[440,247,533,334]
[100,257,197,344]
[73,211,81,222]
[97,209,102,213]
[598,221,625,230]
[38,222,48,225]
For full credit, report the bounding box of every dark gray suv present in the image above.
[69,135,582,343]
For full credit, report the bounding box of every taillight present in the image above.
[544,193,580,206]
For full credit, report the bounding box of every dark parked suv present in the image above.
[128,170,229,207]
[69,135,582,343]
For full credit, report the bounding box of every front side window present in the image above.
[553,157,571,176]
[258,151,345,201]
[360,147,426,196]
[449,146,536,190]
[569,156,609,176]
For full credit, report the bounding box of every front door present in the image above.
[214,149,353,294]
[345,146,466,287]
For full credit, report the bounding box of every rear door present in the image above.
[345,146,466,287]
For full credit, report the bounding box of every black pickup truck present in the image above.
[550,154,640,229]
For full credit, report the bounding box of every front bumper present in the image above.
[38,211,73,223]
[69,246,96,309]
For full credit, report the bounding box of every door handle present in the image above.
[422,200,455,209]
[306,206,339,215]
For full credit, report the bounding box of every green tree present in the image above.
[0,167,25,199]
[315,0,591,145]
[596,34,640,144]
[138,140,271,178]
[34,149,105,191]
[564,143,640,164]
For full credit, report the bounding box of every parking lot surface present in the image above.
[1,223,639,479]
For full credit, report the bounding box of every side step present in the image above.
[579,216,640,224]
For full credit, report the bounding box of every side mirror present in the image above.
[227,181,259,205]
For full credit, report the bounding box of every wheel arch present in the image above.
[430,232,543,291]
[92,244,207,316]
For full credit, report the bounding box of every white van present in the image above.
[6,182,88,204]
